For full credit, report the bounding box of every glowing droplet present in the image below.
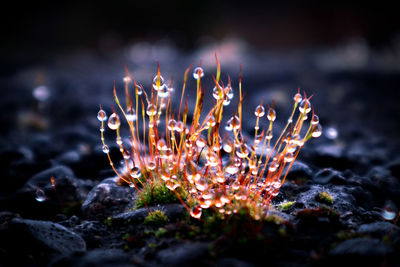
[311,114,319,125]
[195,177,208,191]
[229,116,240,131]
[382,201,398,221]
[196,137,207,148]
[236,144,249,158]
[33,85,50,102]
[193,67,204,80]
[108,113,120,130]
[123,149,130,159]
[157,139,167,151]
[293,92,302,103]
[311,124,322,138]
[146,104,157,116]
[267,108,276,121]
[153,75,165,91]
[205,115,216,129]
[254,105,265,117]
[102,145,110,153]
[97,109,107,122]
[213,86,223,100]
[223,140,233,153]
[116,136,123,145]
[269,161,279,172]
[35,188,47,202]
[225,164,239,175]
[175,121,184,133]
[325,127,338,140]
[158,85,169,98]
[136,84,143,95]
[190,206,202,219]
[126,107,137,122]
[299,99,311,114]
[148,161,156,170]
[225,86,234,99]
[284,152,294,163]
[131,167,141,179]
[168,119,176,131]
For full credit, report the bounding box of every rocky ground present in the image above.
[1,40,400,266]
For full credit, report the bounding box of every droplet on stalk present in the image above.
[35,188,47,202]
[299,99,311,114]
[97,109,107,122]
[131,167,141,179]
[254,105,265,117]
[311,124,322,138]
[153,75,165,91]
[190,206,202,219]
[126,107,137,122]
[108,113,120,130]
[146,104,157,116]
[193,67,204,80]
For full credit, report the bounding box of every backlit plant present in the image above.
[97,56,322,220]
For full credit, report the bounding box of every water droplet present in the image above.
[266,129,273,140]
[97,109,107,122]
[108,113,120,130]
[123,76,131,83]
[196,137,207,148]
[123,149,130,159]
[236,144,249,158]
[148,161,156,170]
[33,85,50,102]
[299,99,311,114]
[102,145,110,153]
[146,104,157,116]
[206,151,219,167]
[158,85,169,98]
[157,138,167,151]
[35,188,47,202]
[225,86,234,99]
[311,114,319,125]
[229,116,240,131]
[254,105,265,117]
[205,115,216,129]
[126,107,137,122]
[284,152,294,163]
[311,124,322,138]
[175,121,184,133]
[193,67,204,80]
[267,108,276,121]
[190,206,202,219]
[293,93,302,103]
[325,127,338,140]
[223,97,231,106]
[153,75,165,91]
[131,167,141,179]
[269,161,279,172]
[223,139,233,153]
[225,163,239,175]
[136,84,143,95]
[196,177,208,191]
[168,119,176,131]
[213,86,223,100]
[382,201,398,221]
[116,136,123,145]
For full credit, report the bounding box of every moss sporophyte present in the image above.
[97,55,322,220]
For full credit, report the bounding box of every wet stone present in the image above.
[155,242,209,266]
[313,168,346,185]
[8,218,86,255]
[82,177,137,219]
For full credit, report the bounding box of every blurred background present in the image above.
[1,0,399,148]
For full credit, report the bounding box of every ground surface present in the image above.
[1,41,400,266]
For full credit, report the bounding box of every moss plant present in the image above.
[98,55,322,220]
[135,179,180,209]
[316,192,334,205]
[144,210,168,226]
[278,201,295,211]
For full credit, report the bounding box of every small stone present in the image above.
[313,168,346,185]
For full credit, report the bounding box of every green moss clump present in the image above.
[135,180,180,208]
[278,201,295,211]
[155,227,168,238]
[316,192,334,205]
[144,210,168,226]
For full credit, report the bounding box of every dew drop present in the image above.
[148,161,156,170]
[311,124,322,138]
[190,206,202,219]
[33,85,50,102]
[153,75,165,91]
[97,109,107,122]
[102,145,110,153]
[196,137,207,148]
[168,119,176,131]
[267,108,276,122]
[126,107,137,122]
[382,201,398,221]
[108,113,120,130]
[213,86,223,100]
[131,167,141,179]
[193,67,204,80]
[229,116,240,131]
[311,114,319,125]
[136,84,143,95]
[325,126,338,140]
[225,85,234,99]
[299,99,311,114]
[205,115,216,129]
[293,93,302,103]
[35,188,47,202]
[158,85,169,98]
[116,137,123,145]
[225,163,239,175]
[254,105,265,117]
[146,104,157,116]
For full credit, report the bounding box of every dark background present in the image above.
[1,1,399,72]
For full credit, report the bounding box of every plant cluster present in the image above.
[97,55,322,220]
